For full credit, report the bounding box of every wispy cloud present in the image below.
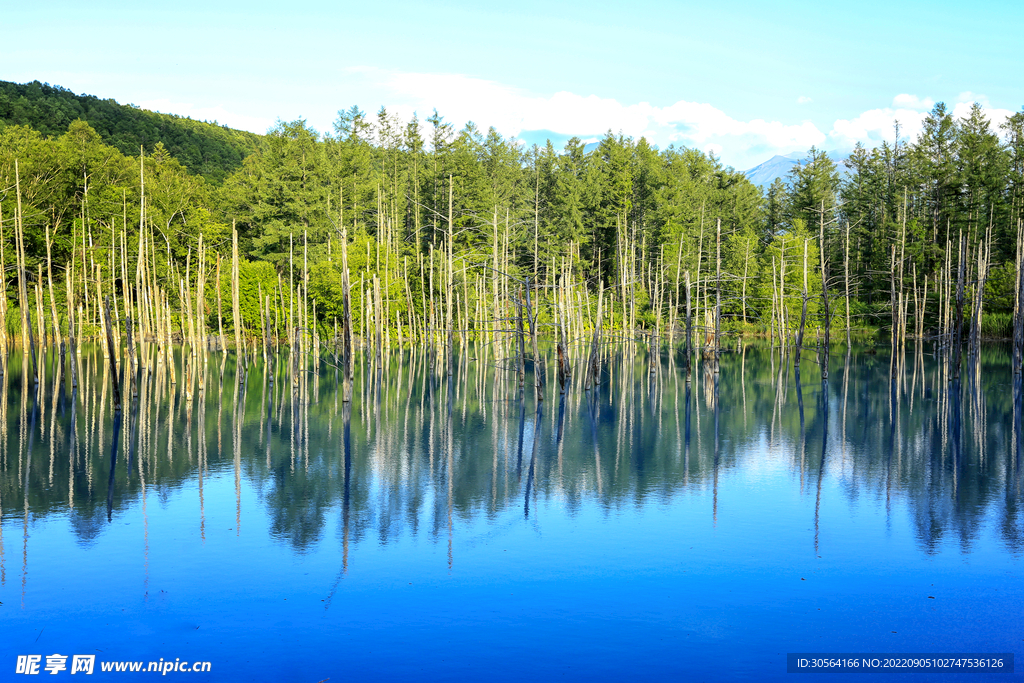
[797,96,812,104]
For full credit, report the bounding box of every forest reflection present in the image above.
[0,339,1022,569]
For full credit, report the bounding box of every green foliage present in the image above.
[0,80,262,183]
[756,218,822,327]
[788,147,840,229]
[984,261,1017,314]
[981,312,1013,339]
[2,80,1023,346]
[308,261,346,323]
[0,120,219,278]
[214,259,279,333]
[224,119,331,267]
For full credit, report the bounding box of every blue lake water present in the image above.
[0,342,1021,681]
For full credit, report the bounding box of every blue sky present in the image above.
[5,0,1021,169]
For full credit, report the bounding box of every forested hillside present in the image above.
[0,90,1021,346]
[0,80,262,183]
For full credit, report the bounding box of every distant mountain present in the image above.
[744,149,852,188]
[0,80,263,183]
[744,152,802,188]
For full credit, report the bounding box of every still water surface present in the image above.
[0,343,1021,681]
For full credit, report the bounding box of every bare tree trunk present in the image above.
[953,231,966,380]
[771,257,779,348]
[556,273,570,394]
[714,217,721,368]
[898,189,907,352]
[741,237,750,324]
[796,239,809,372]
[779,246,787,350]
[524,276,544,401]
[1014,219,1023,375]
[46,224,61,343]
[341,228,353,402]
[586,284,604,390]
[674,240,684,338]
[890,244,897,377]
[446,176,454,376]
[15,160,33,373]
[921,275,928,340]
[515,285,527,390]
[66,284,78,389]
[684,270,692,374]
[971,218,992,355]
[845,220,851,348]
[232,224,242,353]
[126,315,138,398]
[374,275,383,368]
[820,216,830,380]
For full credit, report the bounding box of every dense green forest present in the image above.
[0,80,261,183]
[0,80,1022,349]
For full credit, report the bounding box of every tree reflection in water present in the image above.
[1,339,1023,577]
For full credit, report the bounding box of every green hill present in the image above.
[0,80,263,183]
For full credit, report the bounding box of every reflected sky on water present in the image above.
[0,341,1021,681]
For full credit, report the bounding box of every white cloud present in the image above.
[891,94,934,111]
[829,94,1015,151]
[828,107,930,148]
[950,97,1013,130]
[797,96,812,104]
[137,98,274,134]
[955,91,988,106]
[347,67,826,169]
[338,70,1020,170]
